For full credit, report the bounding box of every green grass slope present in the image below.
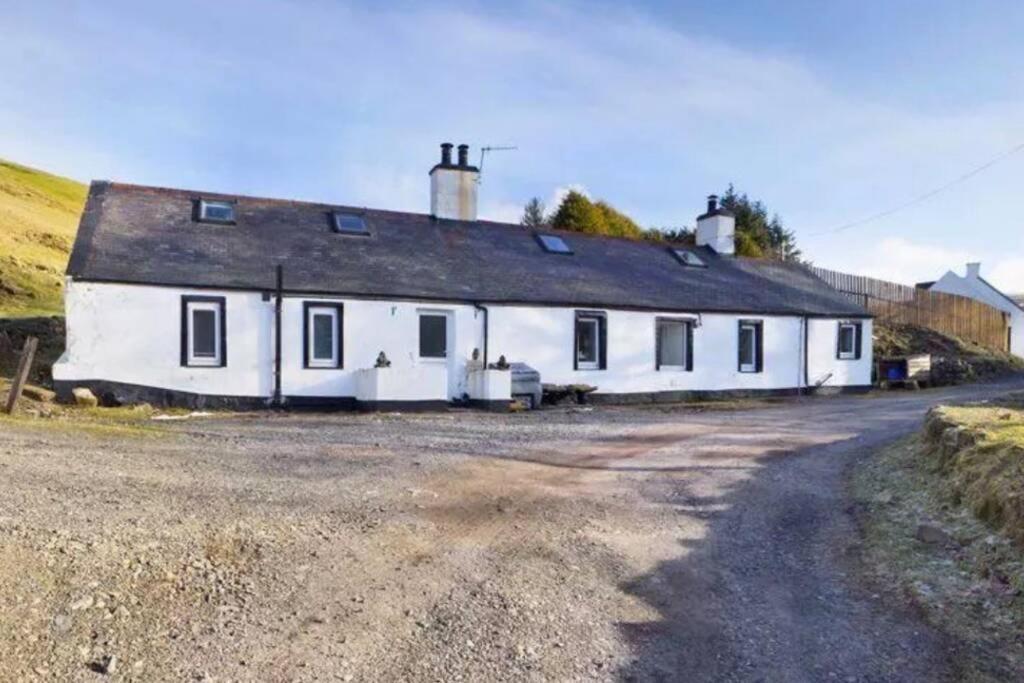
[0,159,87,317]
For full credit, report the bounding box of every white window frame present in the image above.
[656,319,689,371]
[198,199,235,223]
[576,317,601,370]
[186,301,222,367]
[838,322,857,360]
[738,322,759,373]
[307,305,340,368]
[418,311,449,361]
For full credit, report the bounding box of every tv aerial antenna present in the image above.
[477,145,517,182]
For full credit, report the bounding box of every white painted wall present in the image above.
[929,267,1024,358]
[54,280,873,403]
[467,366,512,401]
[806,318,874,388]
[355,366,447,402]
[278,297,480,400]
[55,281,484,401]
[487,306,871,393]
[54,280,274,398]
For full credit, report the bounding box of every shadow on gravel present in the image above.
[617,442,816,681]
[609,412,960,682]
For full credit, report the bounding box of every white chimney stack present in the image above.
[966,262,981,279]
[695,195,735,255]
[429,142,479,221]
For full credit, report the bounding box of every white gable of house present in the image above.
[931,270,1019,316]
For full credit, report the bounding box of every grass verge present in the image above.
[924,404,1024,544]
[852,433,1024,681]
[0,378,184,437]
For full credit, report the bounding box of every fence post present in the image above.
[4,336,38,415]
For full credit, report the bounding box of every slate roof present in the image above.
[66,181,869,317]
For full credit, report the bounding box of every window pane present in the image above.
[200,201,234,222]
[671,249,706,267]
[739,326,755,366]
[577,319,598,363]
[333,212,367,234]
[538,234,571,254]
[839,325,855,354]
[420,315,447,358]
[658,321,685,366]
[192,309,217,357]
[313,313,335,360]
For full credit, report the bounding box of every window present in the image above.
[656,318,693,371]
[669,248,707,268]
[181,296,226,368]
[738,320,763,373]
[419,313,448,359]
[303,303,343,369]
[331,211,369,235]
[197,199,235,224]
[837,321,862,360]
[574,311,607,370]
[536,233,573,254]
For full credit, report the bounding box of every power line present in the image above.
[804,140,1024,238]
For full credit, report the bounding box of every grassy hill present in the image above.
[0,159,87,317]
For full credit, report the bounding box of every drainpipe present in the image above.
[473,303,489,367]
[273,264,283,407]
[800,315,810,396]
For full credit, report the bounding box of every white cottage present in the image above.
[919,263,1024,359]
[54,144,873,409]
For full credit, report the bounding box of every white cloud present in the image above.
[479,200,523,224]
[987,259,1024,295]
[840,237,1024,296]
[546,184,589,212]
[845,237,973,285]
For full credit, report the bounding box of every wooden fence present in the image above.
[809,266,1009,352]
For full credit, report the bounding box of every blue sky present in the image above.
[3,1,1023,291]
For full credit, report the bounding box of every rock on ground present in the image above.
[71,387,98,408]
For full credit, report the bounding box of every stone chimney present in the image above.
[429,142,479,221]
[695,195,735,255]
[966,262,981,279]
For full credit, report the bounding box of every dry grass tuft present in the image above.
[852,434,1024,680]
[925,405,1024,545]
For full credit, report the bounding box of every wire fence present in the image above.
[809,266,1009,352]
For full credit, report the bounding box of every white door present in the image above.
[417,310,458,400]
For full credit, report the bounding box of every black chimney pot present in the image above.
[707,195,718,213]
[440,143,453,166]
[457,144,469,167]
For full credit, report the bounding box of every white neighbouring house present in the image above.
[919,262,1024,359]
[53,143,873,409]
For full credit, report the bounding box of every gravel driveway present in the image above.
[3,380,1023,682]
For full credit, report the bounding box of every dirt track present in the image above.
[3,380,1023,682]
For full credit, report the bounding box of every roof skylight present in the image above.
[670,248,706,268]
[332,212,369,235]
[197,199,235,224]
[536,233,572,255]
